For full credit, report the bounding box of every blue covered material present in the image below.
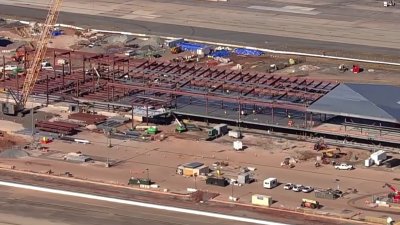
[52,30,63,36]
[234,48,264,56]
[210,50,230,58]
[177,42,208,52]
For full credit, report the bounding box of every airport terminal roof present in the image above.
[308,83,400,124]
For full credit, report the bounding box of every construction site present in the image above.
[0,1,400,225]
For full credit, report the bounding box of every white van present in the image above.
[263,178,278,189]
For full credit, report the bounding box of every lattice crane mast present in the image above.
[3,0,63,115]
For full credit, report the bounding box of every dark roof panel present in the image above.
[308,84,400,123]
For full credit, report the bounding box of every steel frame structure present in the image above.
[1,52,337,115]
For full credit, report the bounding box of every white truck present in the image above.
[334,163,354,170]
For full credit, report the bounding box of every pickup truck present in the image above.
[334,163,354,170]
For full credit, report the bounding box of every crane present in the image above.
[382,183,400,203]
[1,0,63,116]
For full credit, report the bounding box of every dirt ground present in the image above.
[0,132,28,150]
[0,125,399,221]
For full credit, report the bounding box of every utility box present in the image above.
[251,194,272,207]
[237,172,251,184]
[365,158,373,167]
[213,124,228,136]
[206,177,229,187]
[228,130,241,139]
[233,141,243,151]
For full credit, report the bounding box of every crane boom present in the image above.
[20,0,63,106]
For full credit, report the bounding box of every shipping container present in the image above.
[213,124,228,136]
[206,177,229,187]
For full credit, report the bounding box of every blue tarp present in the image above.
[51,30,63,36]
[210,49,230,58]
[177,42,208,52]
[234,48,264,56]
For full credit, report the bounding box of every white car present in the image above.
[334,163,354,170]
[283,183,294,190]
[302,186,314,193]
[292,184,304,192]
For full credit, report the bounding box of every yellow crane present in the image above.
[2,0,63,115]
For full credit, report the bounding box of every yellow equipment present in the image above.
[2,0,63,115]
[321,148,341,158]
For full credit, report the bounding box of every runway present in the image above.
[0,0,399,59]
[0,170,360,225]
[0,185,259,225]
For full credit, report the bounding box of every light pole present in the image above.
[31,98,35,137]
[146,168,150,181]
[194,173,198,189]
[231,183,234,201]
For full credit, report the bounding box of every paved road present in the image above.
[0,186,259,225]
[0,0,399,59]
[0,170,361,225]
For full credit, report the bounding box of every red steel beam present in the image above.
[107,82,307,111]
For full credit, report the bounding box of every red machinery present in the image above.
[383,183,400,203]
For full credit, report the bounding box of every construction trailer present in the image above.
[176,162,209,176]
[370,150,387,165]
[251,194,272,207]
[214,124,228,136]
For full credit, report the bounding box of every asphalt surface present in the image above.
[0,170,361,225]
[0,186,251,225]
[0,1,399,60]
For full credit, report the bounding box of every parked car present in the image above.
[334,163,354,170]
[283,183,294,190]
[292,184,304,192]
[302,186,314,193]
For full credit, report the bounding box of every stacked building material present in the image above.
[35,121,80,135]
[68,112,107,125]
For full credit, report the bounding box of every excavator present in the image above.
[1,0,63,116]
[383,183,400,204]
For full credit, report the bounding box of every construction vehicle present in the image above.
[300,198,320,209]
[145,126,158,135]
[321,148,341,159]
[314,139,328,151]
[383,183,400,203]
[280,157,295,168]
[170,46,182,54]
[1,0,63,116]
[338,64,348,72]
[172,113,186,133]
